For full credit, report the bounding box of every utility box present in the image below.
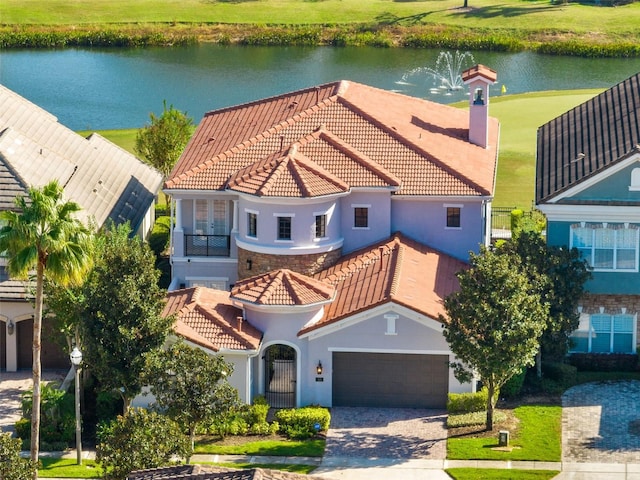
[498,430,510,447]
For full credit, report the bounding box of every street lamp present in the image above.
[70,346,83,465]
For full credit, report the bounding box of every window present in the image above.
[354,207,368,228]
[446,207,461,228]
[570,223,639,271]
[277,216,292,240]
[571,313,636,354]
[247,212,257,238]
[315,214,327,239]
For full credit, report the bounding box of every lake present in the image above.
[1,45,638,130]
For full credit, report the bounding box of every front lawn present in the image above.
[446,468,559,480]
[38,459,101,478]
[194,436,325,457]
[199,462,317,474]
[447,405,561,461]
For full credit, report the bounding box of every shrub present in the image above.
[97,409,191,480]
[447,410,507,428]
[148,216,171,256]
[96,391,123,424]
[275,406,330,440]
[19,383,75,446]
[447,388,488,414]
[568,353,639,372]
[501,368,527,398]
[0,432,38,480]
[543,361,578,384]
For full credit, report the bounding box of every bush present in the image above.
[447,410,507,428]
[275,406,330,440]
[501,368,527,398]
[148,216,171,256]
[568,353,639,372]
[543,361,578,384]
[96,391,123,424]
[97,409,191,480]
[447,388,488,414]
[0,432,38,480]
[19,383,75,447]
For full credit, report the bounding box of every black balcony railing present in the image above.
[184,234,231,257]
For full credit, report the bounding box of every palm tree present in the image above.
[0,180,92,472]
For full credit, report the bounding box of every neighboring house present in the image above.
[162,67,500,408]
[536,72,640,355]
[0,84,163,372]
[128,465,325,480]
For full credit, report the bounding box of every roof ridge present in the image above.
[288,149,350,192]
[318,129,401,187]
[388,237,403,299]
[336,96,490,196]
[284,269,335,300]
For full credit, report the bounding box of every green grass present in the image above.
[193,437,325,457]
[1,0,638,36]
[446,468,559,480]
[447,405,561,461]
[38,458,101,478]
[78,128,138,154]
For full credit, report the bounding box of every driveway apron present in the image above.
[563,380,640,463]
[323,407,448,459]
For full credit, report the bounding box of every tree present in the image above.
[144,342,241,455]
[96,408,190,480]
[0,433,38,480]
[0,181,92,468]
[81,222,173,412]
[135,101,194,204]
[440,247,549,430]
[499,229,591,374]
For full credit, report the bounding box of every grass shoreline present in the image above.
[2,22,639,57]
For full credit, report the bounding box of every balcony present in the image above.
[184,234,231,257]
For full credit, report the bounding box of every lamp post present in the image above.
[70,346,83,465]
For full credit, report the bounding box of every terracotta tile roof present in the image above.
[166,80,498,198]
[231,269,336,306]
[164,287,262,351]
[536,72,640,204]
[226,142,349,197]
[299,232,467,335]
[462,64,498,83]
[128,465,322,480]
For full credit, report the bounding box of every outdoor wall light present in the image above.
[7,320,14,336]
[247,259,252,270]
[316,361,323,375]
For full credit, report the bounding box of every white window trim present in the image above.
[570,312,637,354]
[246,210,259,239]
[314,213,328,241]
[352,204,370,230]
[570,222,639,272]
[444,204,463,230]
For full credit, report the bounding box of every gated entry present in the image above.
[264,344,296,408]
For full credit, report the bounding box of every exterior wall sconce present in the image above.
[247,259,252,270]
[316,361,323,375]
[7,320,14,336]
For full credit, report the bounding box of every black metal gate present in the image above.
[264,344,296,408]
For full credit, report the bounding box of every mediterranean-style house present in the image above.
[0,84,163,372]
[161,67,500,408]
[536,71,640,355]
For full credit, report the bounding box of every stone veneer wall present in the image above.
[580,293,640,345]
[237,247,343,281]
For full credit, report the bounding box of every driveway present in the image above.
[0,370,67,434]
[563,380,640,464]
[313,407,450,480]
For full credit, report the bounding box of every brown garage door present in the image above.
[332,352,449,408]
[17,319,69,370]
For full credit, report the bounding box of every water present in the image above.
[1,45,638,130]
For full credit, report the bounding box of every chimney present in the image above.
[461,64,497,149]
[237,315,243,332]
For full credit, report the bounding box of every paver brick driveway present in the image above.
[324,407,447,460]
[563,380,640,463]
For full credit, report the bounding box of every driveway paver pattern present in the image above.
[563,380,640,464]
[323,407,447,460]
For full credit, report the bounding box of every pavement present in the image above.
[4,372,640,479]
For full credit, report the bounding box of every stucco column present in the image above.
[232,199,239,233]
[174,198,183,231]
[6,319,17,372]
[173,198,184,257]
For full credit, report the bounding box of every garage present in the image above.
[332,352,449,408]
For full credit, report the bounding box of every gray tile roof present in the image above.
[536,72,640,204]
[127,465,323,480]
[0,84,164,299]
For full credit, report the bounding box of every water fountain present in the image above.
[396,50,475,99]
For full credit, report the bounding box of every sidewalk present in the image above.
[33,450,640,480]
